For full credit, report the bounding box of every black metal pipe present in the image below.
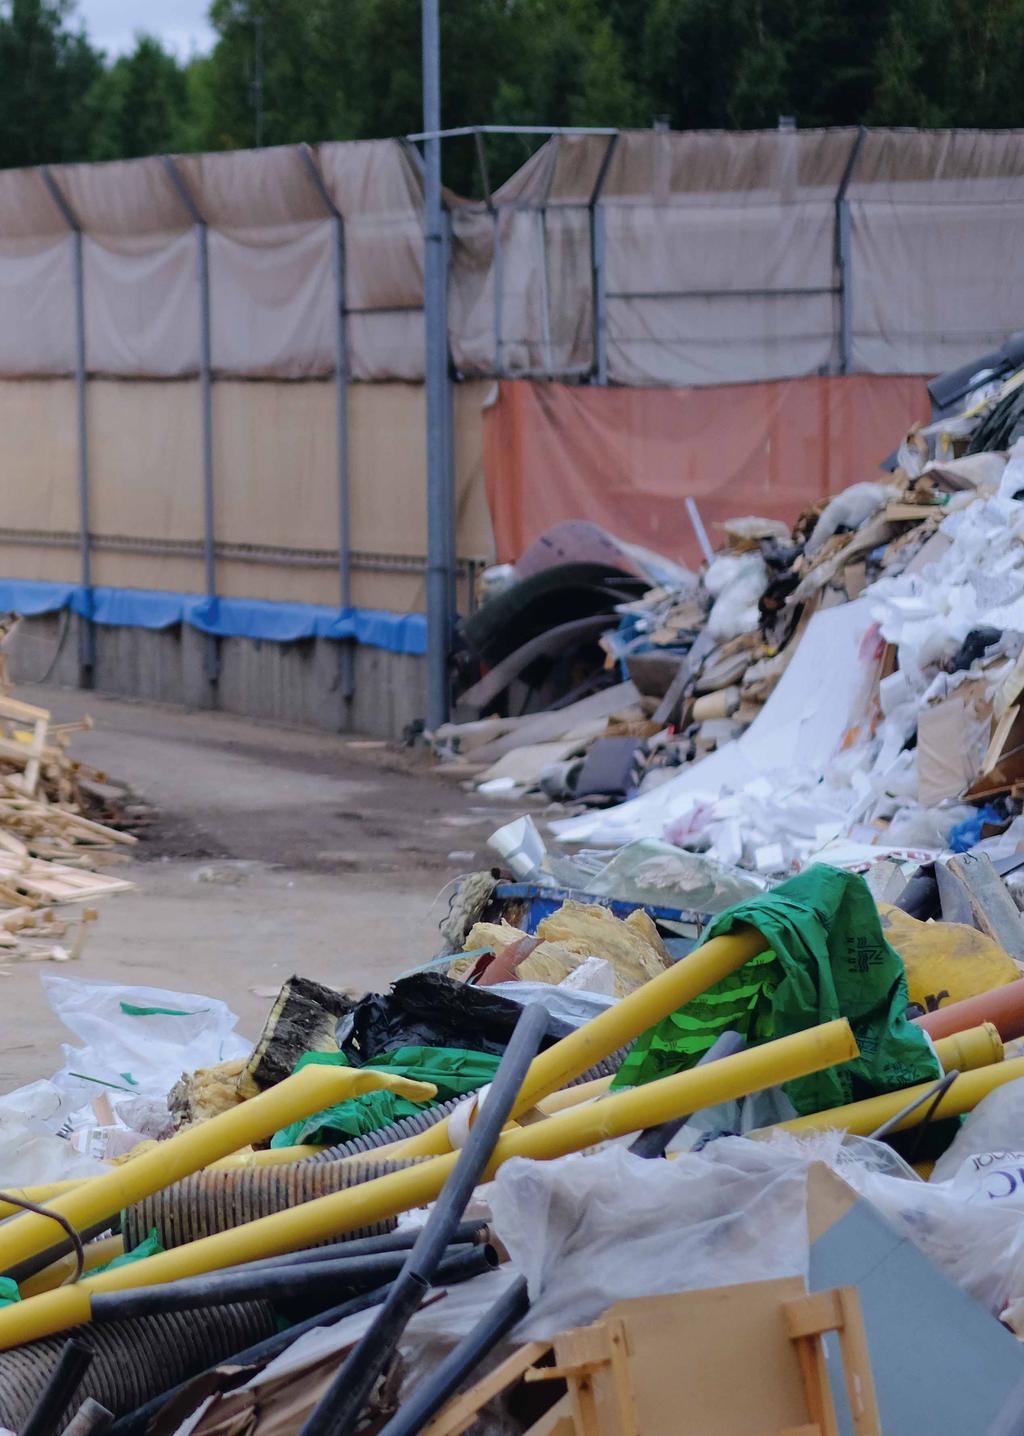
[91,1245,493,1324]
[300,1002,551,1436]
[219,1220,488,1277]
[627,1030,747,1159]
[21,1338,93,1436]
[377,1275,530,1436]
[63,1399,114,1436]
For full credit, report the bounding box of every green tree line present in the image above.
[5,0,1024,192]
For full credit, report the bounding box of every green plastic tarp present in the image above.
[271,1045,501,1148]
[613,864,941,1115]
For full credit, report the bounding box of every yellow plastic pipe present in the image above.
[533,1073,614,1114]
[0,1180,83,1222]
[768,1054,1024,1140]
[19,1233,124,1298]
[0,1065,436,1277]
[0,1017,856,1349]
[209,1144,325,1171]
[393,925,768,1157]
[932,1022,1004,1073]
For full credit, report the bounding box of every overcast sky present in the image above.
[75,0,217,59]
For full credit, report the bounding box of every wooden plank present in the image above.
[945,853,1024,965]
[605,1280,811,1436]
[835,1288,881,1436]
[783,1290,844,1340]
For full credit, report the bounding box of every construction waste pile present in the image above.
[11,356,1024,1434]
[438,347,1024,893]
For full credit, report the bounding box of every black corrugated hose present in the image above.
[0,1302,274,1434]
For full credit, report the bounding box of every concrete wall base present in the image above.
[5,614,427,740]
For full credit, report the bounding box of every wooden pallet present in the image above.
[424,1280,881,1436]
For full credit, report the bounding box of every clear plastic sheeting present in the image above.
[491,1142,811,1339]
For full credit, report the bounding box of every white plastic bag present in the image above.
[805,481,898,555]
[43,973,251,1108]
[931,1076,1024,1187]
[490,1141,810,1338]
[706,554,769,642]
[0,1080,106,1184]
[39,975,251,1161]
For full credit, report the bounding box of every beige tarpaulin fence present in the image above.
[0,126,1023,638]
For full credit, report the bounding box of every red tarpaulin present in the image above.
[484,375,931,568]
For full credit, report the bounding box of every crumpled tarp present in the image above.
[614,865,941,1115]
[271,1046,501,1148]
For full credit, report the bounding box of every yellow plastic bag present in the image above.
[878,902,1020,1013]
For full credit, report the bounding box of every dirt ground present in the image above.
[0,684,519,1092]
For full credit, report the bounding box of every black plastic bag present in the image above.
[337,972,573,1062]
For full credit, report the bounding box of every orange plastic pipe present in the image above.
[914,979,1024,1042]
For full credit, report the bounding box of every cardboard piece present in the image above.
[917,679,991,805]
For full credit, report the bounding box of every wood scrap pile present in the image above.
[0,689,135,965]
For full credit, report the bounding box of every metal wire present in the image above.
[0,1188,85,1282]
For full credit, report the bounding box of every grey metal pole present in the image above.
[331,213,356,703]
[196,222,216,606]
[297,143,356,708]
[589,133,619,386]
[835,126,867,376]
[162,156,219,687]
[422,0,451,730]
[38,167,94,682]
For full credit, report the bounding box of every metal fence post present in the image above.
[422,0,452,731]
[38,166,94,683]
[298,144,356,709]
[589,133,619,385]
[835,126,867,376]
[162,156,219,688]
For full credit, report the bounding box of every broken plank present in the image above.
[944,853,1024,967]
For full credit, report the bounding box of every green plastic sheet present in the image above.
[271,1045,501,1148]
[613,865,941,1115]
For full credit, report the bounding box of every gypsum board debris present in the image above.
[121,1154,426,1251]
[0,1301,275,1434]
[300,1002,551,1436]
[376,1276,531,1436]
[90,1244,498,1323]
[108,1283,397,1436]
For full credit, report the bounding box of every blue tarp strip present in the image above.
[0,581,427,656]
